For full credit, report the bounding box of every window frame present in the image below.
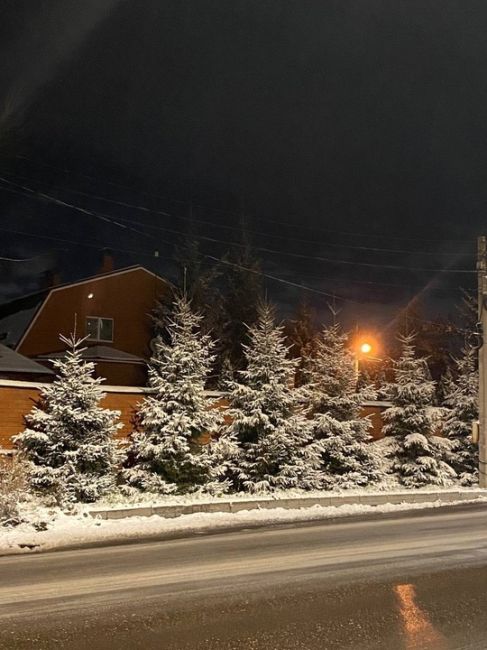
[85,316,114,343]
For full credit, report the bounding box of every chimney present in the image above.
[39,268,61,290]
[100,248,114,275]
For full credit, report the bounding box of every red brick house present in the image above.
[0,266,173,386]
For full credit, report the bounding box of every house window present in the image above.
[86,317,113,342]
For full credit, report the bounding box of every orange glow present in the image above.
[352,332,382,359]
[360,342,372,355]
[394,584,446,650]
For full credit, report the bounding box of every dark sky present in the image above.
[0,0,484,329]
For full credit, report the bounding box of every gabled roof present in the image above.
[0,265,172,348]
[0,290,49,348]
[36,345,144,364]
[0,343,54,375]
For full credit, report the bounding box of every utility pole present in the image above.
[477,236,487,487]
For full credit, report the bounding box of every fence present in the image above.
[0,379,389,452]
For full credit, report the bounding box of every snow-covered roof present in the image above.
[0,343,54,375]
[36,345,145,364]
[0,291,48,347]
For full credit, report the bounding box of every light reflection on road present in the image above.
[394,583,447,650]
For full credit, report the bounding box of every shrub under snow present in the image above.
[0,456,28,526]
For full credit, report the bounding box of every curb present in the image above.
[89,489,487,521]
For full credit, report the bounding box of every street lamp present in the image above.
[360,342,372,355]
[353,337,381,385]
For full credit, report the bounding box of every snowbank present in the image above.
[2,494,486,557]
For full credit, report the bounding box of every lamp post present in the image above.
[353,339,381,386]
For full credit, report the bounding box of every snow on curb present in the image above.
[1,492,487,557]
[89,489,487,520]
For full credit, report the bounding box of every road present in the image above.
[1,503,487,649]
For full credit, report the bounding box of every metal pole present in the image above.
[477,236,487,487]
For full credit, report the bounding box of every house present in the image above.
[0,344,54,381]
[0,266,173,386]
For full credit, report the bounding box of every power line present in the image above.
[110,214,477,274]
[0,225,366,305]
[0,254,46,263]
[295,273,473,295]
[0,219,472,307]
[204,255,365,304]
[1,220,469,305]
[0,177,151,241]
[1,178,476,275]
[0,154,476,245]
[0,170,475,257]
[0,225,172,259]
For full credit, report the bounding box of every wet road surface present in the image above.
[1,503,487,649]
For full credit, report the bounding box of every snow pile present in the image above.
[2,496,485,556]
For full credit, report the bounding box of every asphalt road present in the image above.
[2,503,487,649]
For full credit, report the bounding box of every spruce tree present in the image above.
[306,323,382,489]
[124,296,220,493]
[382,334,455,487]
[443,345,479,485]
[287,298,317,387]
[14,334,121,504]
[220,220,262,372]
[218,302,319,493]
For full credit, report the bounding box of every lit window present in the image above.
[86,317,113,342]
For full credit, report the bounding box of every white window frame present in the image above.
[86,316,114,343]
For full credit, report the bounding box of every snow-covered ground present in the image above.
[2,493,486,557]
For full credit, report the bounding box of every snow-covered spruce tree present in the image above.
[14,334,121,504]
[442,344,479,485]
[124,296,221,494]
[306,323,382,489]
[382,334,455,487]
[215,302,320,493]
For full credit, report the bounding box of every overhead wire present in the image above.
[0,225,174,259]
[203,254,365,304]
[0,170,475,257]
[0,154,476,245]
[0,254,47,263]
[0,224,363,304]
[0,177,477,275]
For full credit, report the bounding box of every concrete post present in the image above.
[477,236,487,487]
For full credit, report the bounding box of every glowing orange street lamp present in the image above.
[360,342,373,356]
[353,336,381,385]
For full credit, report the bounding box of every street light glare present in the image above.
[360,342,372,355]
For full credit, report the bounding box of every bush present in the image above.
[0,455,28,526]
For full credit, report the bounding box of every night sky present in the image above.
[0,0,485,330]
